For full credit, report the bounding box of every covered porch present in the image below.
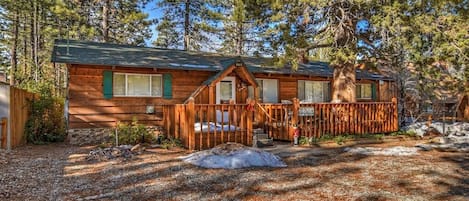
[161,59,399,150]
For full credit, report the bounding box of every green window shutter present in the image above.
[371,83,377,101]
[103,71,113,99]
[163,73,172,99]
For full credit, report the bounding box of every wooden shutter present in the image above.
[163,73,172,99]
[103,71,113,99]
[371,83,377,101]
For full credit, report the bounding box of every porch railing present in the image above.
[163,99,253,150]
[163,98,398,150]
[257,98,398,141]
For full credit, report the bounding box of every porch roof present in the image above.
[52,39,393,81]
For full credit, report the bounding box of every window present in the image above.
[298,80,330,103]
[113,73,162,97]
[220,80,233,103]
[248,79,279,103]
[356,83,372,99]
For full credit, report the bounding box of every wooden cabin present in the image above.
[52,39,398,147]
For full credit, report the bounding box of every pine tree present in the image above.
[154,0,221,51]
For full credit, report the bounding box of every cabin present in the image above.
[52,39,399,148]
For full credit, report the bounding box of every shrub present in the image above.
[112,117,154,145]
[25,86,66,144]
[298,136,309,145]
[159,135,182,149]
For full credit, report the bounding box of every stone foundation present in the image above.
[67,126,165,145]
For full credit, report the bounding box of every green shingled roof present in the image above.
[51,39,392,80]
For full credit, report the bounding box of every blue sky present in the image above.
[143,0,163,46]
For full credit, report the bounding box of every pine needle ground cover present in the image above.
[0,140,467,200]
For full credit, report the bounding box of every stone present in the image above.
[130,144,145,154]
[67,126,164,145]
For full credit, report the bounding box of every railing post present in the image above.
[246,99,254,146]
[186,98,195,150]
[392,97,398,131]
[290,98,300,141]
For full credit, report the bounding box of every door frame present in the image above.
[216,76,236,104]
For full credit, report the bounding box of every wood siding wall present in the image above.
[68,65,396,129]
[68,65,214,128]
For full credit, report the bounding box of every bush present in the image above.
[298,136,309,145]
[159,135,182,149]
[25,86,66,144]
[112,117,154,145]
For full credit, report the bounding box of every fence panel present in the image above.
[259,99,398,140]
[9,87,35,148]
[163,101,254,150]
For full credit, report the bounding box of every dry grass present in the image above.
[0,140,467,201]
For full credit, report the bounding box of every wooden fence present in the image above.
[0,86,36,149]
[257,98,398,141]
[163,99,253,150]
[0,118,6,149]
[9,87,35,148]
[163,98,398,150]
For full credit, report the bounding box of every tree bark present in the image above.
[102,0,111,42]
[236,21,243,55]
[184,0,190,50]
[331,63,356,102]
[9,8,19,86]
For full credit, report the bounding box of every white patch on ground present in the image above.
[344,146,419,156]
[403,121,469,152]
[402,121,469,138]
[180,143,287,169]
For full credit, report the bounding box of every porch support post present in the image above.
[186,98,195,150]
[208,85,214,104]
[291,98,300,142]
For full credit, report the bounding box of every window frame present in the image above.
[298,80,330,103]
[356,83,372,100]
[113,72,163,97]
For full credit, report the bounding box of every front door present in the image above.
[216,76,236,104]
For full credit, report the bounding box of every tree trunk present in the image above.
[236,21,243,55]
[9,9,19,86]
[331,63,356,102]
[184,0,190,51]
[102,0,110,42]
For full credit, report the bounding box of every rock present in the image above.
[130,144,145,154]
[86,145,139,161]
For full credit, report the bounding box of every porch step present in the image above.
[253,131,274,148]
[254,138,274,148]
[254,133,270,140]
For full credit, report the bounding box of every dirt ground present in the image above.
[0,140,468,201]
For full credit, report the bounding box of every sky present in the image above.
[143,0,163,46]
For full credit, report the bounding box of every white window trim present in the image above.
[216,76,236,104]
[299,80,330,102]
[113,72,163,97]
[256,78,279,103]
[356,83,372,100]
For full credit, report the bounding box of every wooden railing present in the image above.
[258,98,398,141]
[255,103,292,141]
[163,98,398,150]
[163,99,253,150]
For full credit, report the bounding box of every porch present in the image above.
[162,98,398,150]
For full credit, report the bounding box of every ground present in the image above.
[0,140,468,201]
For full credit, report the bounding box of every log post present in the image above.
[186,98,195,150]
[246,98,254,146]
[392,97,398,131]
[290,98,300,141]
